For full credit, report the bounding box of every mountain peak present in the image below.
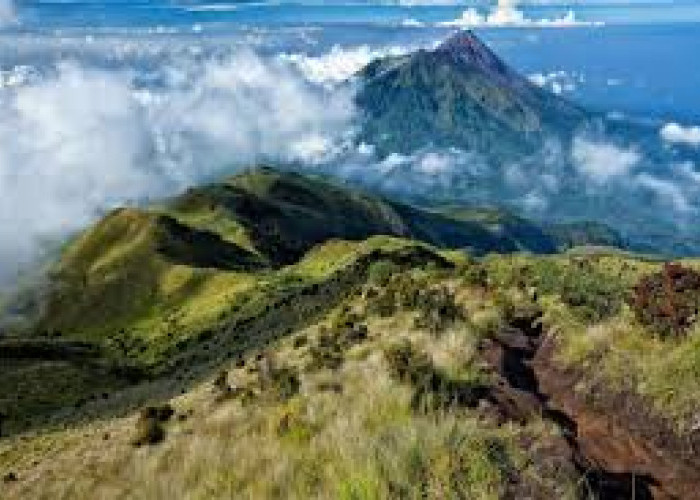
[436,30,512,82]
[437,30,485,53]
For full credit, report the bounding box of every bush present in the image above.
[383,341,487,412]
[413,287,464,335]
[368,260,400,285]
[213,370,230,393]
[365,272,463,334]
[3,471,18,483]
[255,356,301,401]
[308,311,369,371]
[308,329,346,371]
[212,370,237,402]
[131,404,174,447]
[492,259,623,323]
[492,294,543,335]
[461,263,489,288]
[630,263,700,337]
[271,367,301,401]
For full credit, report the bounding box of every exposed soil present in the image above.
[479,312,700,500]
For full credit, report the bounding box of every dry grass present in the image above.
[11,257,698,499]
[1,282,572,500]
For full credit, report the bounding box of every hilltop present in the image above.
[32,167,627,352]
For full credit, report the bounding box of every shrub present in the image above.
[366,288,399,317]
[630,263,700,337]
[255,356,301,401]
[3,471,18,483]
[492,259,623,323]
[131,404,174,447]
[212,370,237,402]
[383,341,487,412]
[308,311,369,371]
[413,287,464,335]
[461,263,489,288]
[368,260,400,285]
[268,367,301,401]
[213,370,230,393]
[493,294,543,335]
[365,272,463,334]
[384,340,434,386]
[308,329,346,371]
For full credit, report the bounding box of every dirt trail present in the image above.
[480,313,700,500]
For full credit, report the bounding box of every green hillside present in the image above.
[2,168,699,499]
[3,244,700,499]
[32,167,629,352]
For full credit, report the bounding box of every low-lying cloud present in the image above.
[529,70,581,95]
[571,137,641,183]
[280,45,409,88]
[636,173,691,213]
[0,52,355,284]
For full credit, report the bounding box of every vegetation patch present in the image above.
[366,272,464,334]
[486,256,625,323]
[308,308,369,371]
[630,263,700,337]
[384,340,488,412]
[131,404,175,447]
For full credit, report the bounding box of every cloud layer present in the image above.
[0,52,355,283]
[1,34,699,287]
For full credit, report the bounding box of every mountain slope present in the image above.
[1,167,626,437]
[35,168,559,342]
[4,249,700,499]
[36,168,632,344]
[356,30,586,157]
[164,167,562,261]
[351,30,700,256]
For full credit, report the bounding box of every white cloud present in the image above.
[0,53,356,283]
[529,70,579,95]
[279,45,409,88]
[416,152,455,175]
[660,122,700,147]
[636,174,691,213]
[675,161,700,184]
[571,137,641,183]
[521,191,548,211]
[438,1,603,28]
[401,18,425,28]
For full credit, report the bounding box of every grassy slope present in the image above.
[484,252,700,430]
[33,168,571,353]
[2,169,699,498]
[2,248,700,498]
[1,266,578,499]
[6,249,700,498]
